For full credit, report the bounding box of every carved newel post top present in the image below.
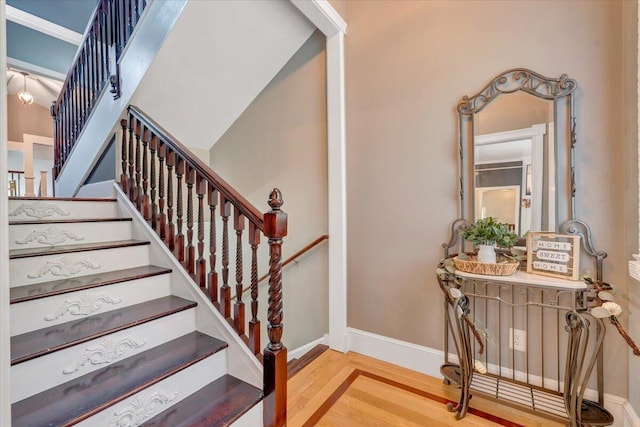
[268,188,284,210]
[264,188,287,239]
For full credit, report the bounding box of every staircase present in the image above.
[8,196,264,426]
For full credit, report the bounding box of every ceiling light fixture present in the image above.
[17,72,34,105]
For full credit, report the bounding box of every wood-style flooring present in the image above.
[288,350,565,427]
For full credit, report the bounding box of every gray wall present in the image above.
[344,0,632,398]
[209,31,329,350]
[622,0,640,412]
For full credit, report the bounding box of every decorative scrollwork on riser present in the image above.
[63,335,146,374]
[108,391,177,426]
[15,226,85,246]
[44,292,122,321]
[9,201,70,218]
[27,255,101,279]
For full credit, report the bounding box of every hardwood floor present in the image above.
[287,350,566,427]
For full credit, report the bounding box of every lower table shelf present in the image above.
[441,363,614,426]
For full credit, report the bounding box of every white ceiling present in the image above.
[6,68,63,108]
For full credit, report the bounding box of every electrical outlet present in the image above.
[509,328,526,352]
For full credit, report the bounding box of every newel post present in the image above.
[263,188,288,427]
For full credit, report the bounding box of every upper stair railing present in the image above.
[121,105,288,427]
[52,0,148,179]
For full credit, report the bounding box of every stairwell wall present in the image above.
[627,0,640,416]
[0,3,11,423]
[343,0,631,399]
[209,31,329,351]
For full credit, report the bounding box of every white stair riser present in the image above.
[11,308,196,403]
[10,245,150,287]
[8,200,121,220]
[231,401,263,427]
[75,350,227,427]
[10,274,171,335]
[9,221,133,250]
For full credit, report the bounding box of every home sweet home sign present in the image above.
[526,232,581,280]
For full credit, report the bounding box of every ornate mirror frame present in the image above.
[457,68,577,232]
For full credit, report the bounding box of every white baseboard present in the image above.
[345,327,443,379]
[288,334,329,361]
[624,400,640,427]
[345,327,635,427]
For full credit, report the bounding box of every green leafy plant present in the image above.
[461,217,518,248]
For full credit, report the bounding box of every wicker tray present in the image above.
[453,256,519,276]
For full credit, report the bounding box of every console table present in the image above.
[438,263,613,426]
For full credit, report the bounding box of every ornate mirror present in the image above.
[458,69,577,236]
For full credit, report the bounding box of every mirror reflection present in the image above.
[473,91,555,236]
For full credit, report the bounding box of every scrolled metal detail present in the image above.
[560,220,607,260]
[442,218,470,253]
[457,68,576,115]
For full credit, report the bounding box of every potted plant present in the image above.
[461,217,518,264]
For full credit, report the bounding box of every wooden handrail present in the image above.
[7,170,24,175]
[128,105,264,230]
[53,0,149,178]
[232,234,328,301]
[119,107,288,426]
[257,234,328,285]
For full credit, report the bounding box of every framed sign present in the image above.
[526,232,581,280]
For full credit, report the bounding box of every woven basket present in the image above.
[453,256,518,276]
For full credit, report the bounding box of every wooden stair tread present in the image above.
[11,296,196,365]
[10,217,132,225]
[142,374,262,427]
[11,331,227,427]
[287,344,330,379]
[10,265,172,304]
[9,239,149,259]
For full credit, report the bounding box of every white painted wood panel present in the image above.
[74,349,227,426]
[11,309,196,403]
[10,244,150,287]
[10,274,171,335]
[9,220,132,250]
[231,401,263,427]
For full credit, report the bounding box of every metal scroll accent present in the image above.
[560,220,607,282]
[442,218,470,257]
[457,69,577,115]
